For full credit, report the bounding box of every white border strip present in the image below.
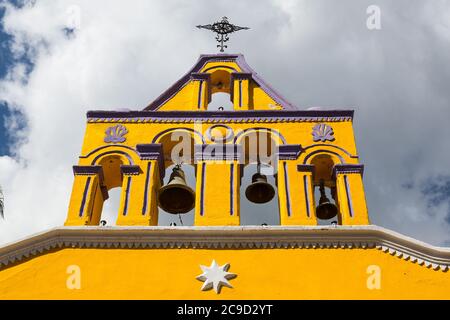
[0,225,449,271]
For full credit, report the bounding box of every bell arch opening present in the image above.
[240,162,279,226]
[157,164,196,226]
[239,132,280,226]
[101,187,121,226]
[156,130,197,226]
[88,154,126,226]
[208,92,233,111]
[310,154,340,225]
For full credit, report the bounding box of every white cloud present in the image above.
[0,0,450,245]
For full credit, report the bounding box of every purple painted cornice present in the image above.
[87,109,354,123]
[297,164,315,174]
[332,164,364,177]
[230,72,252,80]
[190,72,211,81]
[136,143,163,159]
[73,165,104,183]
[277,144,303,160]
[144,54,298,110]
[73,165,103,176]
[120,165,141,175]
[136,143,165,181]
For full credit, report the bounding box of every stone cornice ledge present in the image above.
[0,225,449,271]
[86,110,354,123]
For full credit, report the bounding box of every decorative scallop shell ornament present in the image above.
[312,123,335,142]
[104,124,128,143]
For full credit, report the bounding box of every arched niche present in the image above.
[237,129,282,226]
[309,153,341,225]
[152,129,198,225]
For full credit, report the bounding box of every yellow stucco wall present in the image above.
[0,247,448,299]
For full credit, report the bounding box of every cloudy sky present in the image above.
[0,0,450,246]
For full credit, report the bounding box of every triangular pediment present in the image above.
[144,54,297,111]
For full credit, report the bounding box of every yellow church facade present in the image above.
[0,54,449,299]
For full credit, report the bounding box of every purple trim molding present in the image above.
[344,175,354,218]
[73,165,104,183]
[151,127,206,144]
[80,145,138,159]
[230,163,234,216]
[230,72,252,81]
[200,163,206,216]
[303,149,345,164]
[197,80,203,109]
[92,150,133,165]
[303,144,358,159]
[73,165,103,175]
[190,72,211,81]
[233,127,287,144]
[87,109,354,123]
[205,124,234,143]
[332,164,364,178]
[122,176,131,216]
[203,65,238,73]
[136,143,165,182]
[194,144,243,162]
[191,73,211,109]
[277,144,303,160]
[141,162,152,215]
[239,80,242,107]
[120,165,141,175]
[297,164,315,174]
[230,72,252,105]
[303,175,311,218]
[143,54,297,110]
[283,161,291,217]
[79,177,91,217]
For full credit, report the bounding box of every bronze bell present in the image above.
[315,179,338,220]
[245,167,275,204]
[158,165,195,214]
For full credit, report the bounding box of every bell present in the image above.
[245,171,275,204]
[158,165,195,214]
[315,179,338,220]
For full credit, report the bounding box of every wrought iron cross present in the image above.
[197,17,249,52]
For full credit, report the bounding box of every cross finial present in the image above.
[197,17,249,52]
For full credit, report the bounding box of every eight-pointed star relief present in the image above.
[196,260,236,294]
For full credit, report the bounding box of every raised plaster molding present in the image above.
[120,165,141,175]
[73,165,104,177]
[0,225,449,271]
[86,110,354,124]
[104,124,128,143]
[277,144,302,160]
[196,260,236,294]
[333,164,365,177]
[144,54,297,110]
[312,123,335,142]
